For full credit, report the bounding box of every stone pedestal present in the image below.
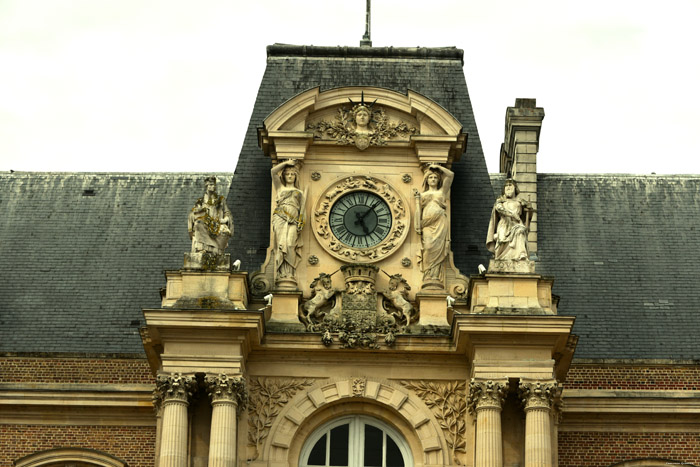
[520,380,559,467]
[469,379,507,467]
[184,252,231,271]
[268,291,303,327]
[154,374,196,467]
[205,374,247,467]
[415,292,450,327]
[469,273,555,315]
[161,270,249,310]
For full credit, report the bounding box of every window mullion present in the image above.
[326,428,331,467]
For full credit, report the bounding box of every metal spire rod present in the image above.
[360,0,372,47]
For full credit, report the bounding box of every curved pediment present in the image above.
[258,86,467,164]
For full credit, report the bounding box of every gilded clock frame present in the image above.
[313,175,409,263]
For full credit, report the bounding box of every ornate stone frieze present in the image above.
[205,373,248,409]
[467,379,508,413]
[312,175,408,263]
[304,265,411,349]
[400,380,467,464]
[247,377,315,461]
[519,379,560,410]
[153,373,197,411]
[306,100,418,151]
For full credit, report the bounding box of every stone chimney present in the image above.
[500,98,544,258]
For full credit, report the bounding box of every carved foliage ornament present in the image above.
[153,373,197,411]
[467,379,507,413]
[307,102,418,151]
[519,380,560,410]
[205,374,248,409]
[247,377,315,461]
[400,380,467,464]
[313,176,408,263]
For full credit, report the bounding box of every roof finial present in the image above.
[360,0,372,47]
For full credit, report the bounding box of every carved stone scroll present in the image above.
[400,380,467,464]
[247,377,315,461]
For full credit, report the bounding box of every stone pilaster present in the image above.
[468,379,508,467]
[519,379,560,467]
[154,373,197,467]
[205,374,248,467]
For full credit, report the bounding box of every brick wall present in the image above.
[0,357,153,384]
[559,432,700,467]
[0,425,156,467]
[564,364,700,390]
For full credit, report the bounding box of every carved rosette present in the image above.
[313,176,408,263]
[247,377,315,461]
[400,380,467,464]
[519,380,560,411]
[153,373,197,412]
[468,379,508,413]
[205,373,248,409]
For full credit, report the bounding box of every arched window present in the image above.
[300,415,413,467]
[13,448,126,467]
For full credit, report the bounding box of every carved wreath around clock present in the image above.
[313,176,409,263]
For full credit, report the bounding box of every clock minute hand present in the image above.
[356,201,379,222]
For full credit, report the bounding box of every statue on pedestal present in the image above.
[271,160,305,288]
[486,178,532,262]
[188,176,232,255]
[414,164,454,288]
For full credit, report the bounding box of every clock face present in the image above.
[329,191,393,248]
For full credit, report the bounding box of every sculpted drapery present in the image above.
[188,176,232,255]
[271,160,304,284]
[414,165,454,285]
[486,178,531,261]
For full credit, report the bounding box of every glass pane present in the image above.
[307,434,327,466]
[385,435,404,467]
[329,424,349,466]
[363,424,383,467]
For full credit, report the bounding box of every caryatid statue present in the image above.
[486,178,532,261]
[414,164,454,288]
[271,160,305,288]
[188,176,233,255]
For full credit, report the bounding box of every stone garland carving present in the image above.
[306,99,418,151]
[467,379,507,413]
[414,165,454,289]
[247,377,315,461]
[187,176,233,270]
[205,374,248,410]
[153,373,197,412]
[303,265,413,349]
[271,160,306,289]
[486,178,535,273]
[518,380,560,410]
[400,380,467,464]
[313,176,407,263]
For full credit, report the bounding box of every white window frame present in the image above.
[299,415,413,467]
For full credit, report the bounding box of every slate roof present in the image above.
[493,174,700,360]
[0,173,232,354]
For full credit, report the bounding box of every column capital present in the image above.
[519,379,560,411]
[205,373,248,409]
[468,378,508,413]
[153,372,197,412]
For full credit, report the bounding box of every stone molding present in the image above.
[519,379,560,411]
[205,373,247,408]
[14,448,127,467]
[468,378,508,413]
[153,373,197,411]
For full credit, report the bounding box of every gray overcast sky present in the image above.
[1,0,699,174]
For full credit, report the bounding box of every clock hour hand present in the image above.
[355,201,379,224]
[354,212,370,235]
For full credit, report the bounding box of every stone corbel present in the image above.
[261,130,314,161]
[411,134,466,166]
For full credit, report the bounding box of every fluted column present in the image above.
[468,379,508,467]
[519,379,560,467]
[154,373,197,467]
[205,374,248,467]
